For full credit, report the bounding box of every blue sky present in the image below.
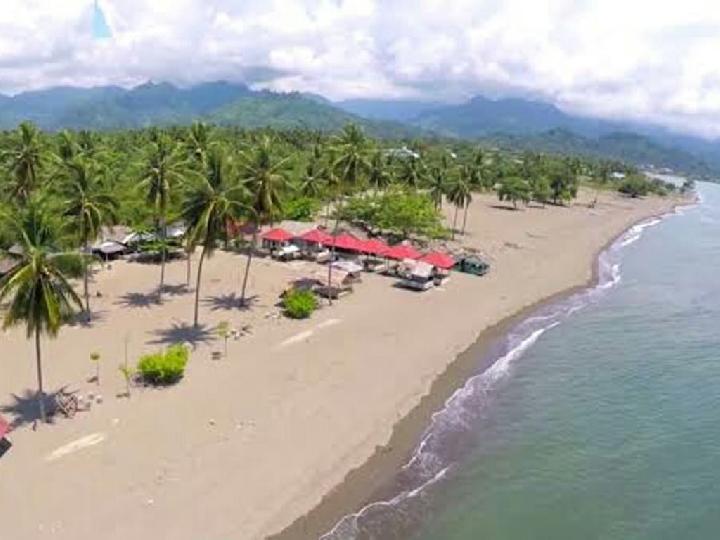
[1,0,720,138]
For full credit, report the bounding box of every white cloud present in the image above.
[2,0,720,137]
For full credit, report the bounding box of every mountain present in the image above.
[486,129,713,176]
[336,99,444,122]
[0,82,417,138]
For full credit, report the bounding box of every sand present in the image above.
[0,189,682,540]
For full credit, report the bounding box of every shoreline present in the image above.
[270,200,691,540]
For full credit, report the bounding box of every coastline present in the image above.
[0,190,689,540]
[270,198,692,540]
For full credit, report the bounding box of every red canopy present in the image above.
[0,415,9,439]
[383,244,421,260]
[330,233,364,252]
[359,239,390,256]
[298,228,333,244]
[261,228,294,242]
[420,251,455,270]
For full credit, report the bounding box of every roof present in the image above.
[420,251,455,270]
[99,225,132,244]
[313,270,351,289]
[330,233,364,252]
[262,228,294,242]
[298,228,333,245]
[332,260,363,274]
[410,261,434,279]
[383,244,421,260]
[97,241,127,255]
[359,238,389,256]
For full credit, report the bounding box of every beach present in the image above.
[0,188,682,540]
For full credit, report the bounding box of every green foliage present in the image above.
[341,188,446,239]
[496,177,532,208]
[618,175,653,198]
[283,289,319,319]
[282,196,321,221]
[530,175,552,205]
[137,344,189,385]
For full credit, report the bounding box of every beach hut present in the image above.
[399,261,435,291]
[330,233,364,254]
[297,228,333,260]
[261,228,294,254]
[312,270,354,299]
[331,260,364,282]
[383,244,421,261]
[419,251,455,270]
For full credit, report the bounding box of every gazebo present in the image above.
[261,228,294,252]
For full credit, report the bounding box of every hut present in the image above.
[399,261,435,291]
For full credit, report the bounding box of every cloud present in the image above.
[1,0,720,137]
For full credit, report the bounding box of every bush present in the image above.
[137,344,189,385]
[282,196,321,221]
[618,175,652,198]
[283,289,318,319]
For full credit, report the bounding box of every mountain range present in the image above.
[0,81,717,177]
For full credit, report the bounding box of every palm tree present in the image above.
[183,147,245,327]
[397,156,425,188]
[368,150,392,192]
[447,169,471,239]
[139,133,192,303]
[326,125,371,303]
[428,157,449,210]
[497,176,532,209]
[237,136,290,306]
[186,122,213,165]
[60,156,118,318]
[0,203,84,423]
[2,122,44,205]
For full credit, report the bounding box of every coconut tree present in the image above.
[183,146,245,327]
[139,133,192,303]
[186,122,213,166]
[326,125,371,303]
[497,176,532,209]
[2,122,44,205]
[0,203,84,423]
[237,136,291,306]
[59,156,118,319]
[447,168,472,239]
[368,150,392,192]
[428,156,450,210]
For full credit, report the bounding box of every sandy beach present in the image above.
[0,188,681,540]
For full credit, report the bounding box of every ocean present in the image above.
[322,182,719,540]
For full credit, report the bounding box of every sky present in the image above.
[1,0,720,138]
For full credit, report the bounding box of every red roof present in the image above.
[261,228,294,242]
[330,233,364,252]
[383,244,421,260]
[420,251,455,269]
[298,228,333,244]
[0,415,9,439]
[359,239,390,256]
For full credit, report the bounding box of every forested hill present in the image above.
[0,82,418,138]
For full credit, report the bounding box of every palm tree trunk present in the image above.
[451,205,459,240]
[159,216,166,303]
[240,228,257,307]
[327,197,342,306]
[186,249,192,288]
[193,244,207,328]
[461,202,469,235]
[83,238,91,319]
[35,329,46,423]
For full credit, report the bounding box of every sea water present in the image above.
[322,182,719,540]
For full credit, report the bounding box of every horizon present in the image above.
[2,1,720,139]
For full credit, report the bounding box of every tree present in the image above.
[59,156,118,318]
[368,150,392,191]
[447,168,472,238]
[428,158,449,211]
[237,136,290,306]
[2,122,44,205]
[497,176,532,209]
[530,175,552,207]
[547,160,578,205]
[0,203,84,423]
[396,156,425,188]
[183,146,244,327]
[139,133,192,303]
[186,122,213,165]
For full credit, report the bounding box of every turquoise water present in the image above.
[323,183,720,540]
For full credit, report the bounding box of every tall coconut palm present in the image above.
[326,125,371,303]
[0,203,84,423]
[368,150,392,192]
[59,156,118,318]
[447,168,472,239]
[237,136,290,306]
[183,147,245,327]
[2,122,44,205]
[139,133,192,303]
[186,122,213,166]
[397,155,425,188]
[428,156,450,210]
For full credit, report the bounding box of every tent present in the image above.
[359,239,390,256]
[383,244,421,260]
[419,251,455,270]
[298,228,333,245]
[261,228,294,243]
[330,233,364,252]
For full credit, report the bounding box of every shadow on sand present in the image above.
[0,387,74,430]
[148,321,214,348]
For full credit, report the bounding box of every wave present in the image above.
[319,213,674,540]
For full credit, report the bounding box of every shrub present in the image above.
[618,175,652,198]
[282,196,321,221]
[137,344,189,385]
[283,289,318,319]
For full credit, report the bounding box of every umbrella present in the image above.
[261,228,294,243]
[419,251,455,270]
[383,244,421,260]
